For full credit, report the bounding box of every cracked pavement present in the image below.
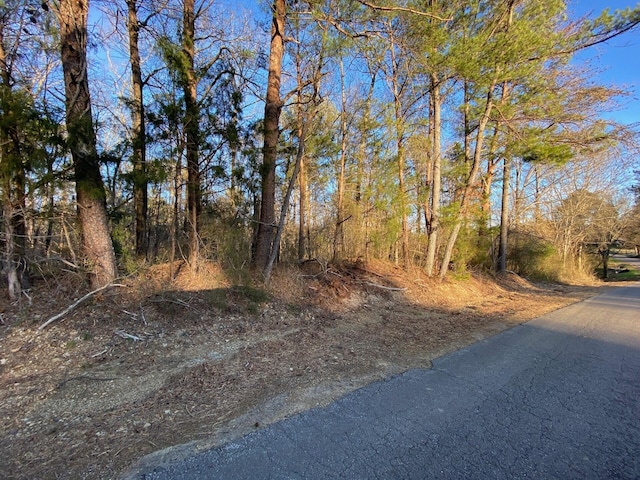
[123,283,640,479]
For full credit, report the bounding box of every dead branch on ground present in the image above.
[38,283,126,331]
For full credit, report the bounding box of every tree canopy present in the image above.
[1,0,639,297]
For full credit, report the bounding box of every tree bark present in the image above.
[298,150,307,261]
[253,0,285,272]
[296,90,308,261]
[355,71,376,260]
[497,156,511,272]
[294,26,307,262]
[333,54,348,263]
[58,0,117,288]
[0,15,32,299]
[479,124,501,240]
[264,122,305,282]
[126,0,148,258]
[425,74,442,276]
[182,0,201,268]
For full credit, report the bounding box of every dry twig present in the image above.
[38,283,126,331]
[364,281,407,292]
[114,329,143,342]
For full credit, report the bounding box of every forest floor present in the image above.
[0,260,604,479]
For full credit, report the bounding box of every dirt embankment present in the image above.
[0,261,600,479]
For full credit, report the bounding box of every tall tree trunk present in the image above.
[385,34,409,268]
[463,80,472,166]
[439,84,496,280]
[479,124,501,240]
[333,55,348,262]
[294,26,306,262]
[0,18,30,299]
[264,122,306,282]
[253,0,285,272]
[494,80,513,272]
[355,70,376,260]
[533,165,541,222]
[45,158,55,256]
[126,0,148,258]
[298,150,307,261]
[170,156,181,280]
[425,74,442,276]
[182,0,201,268]
[498,156,511,272]
[57,0,117,288]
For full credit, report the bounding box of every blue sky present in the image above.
[229,0,640,126]
[568,1,640,125]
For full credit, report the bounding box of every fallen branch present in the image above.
[139,305,147,326]
[91,348,108,358]
[38,283,126,331]
[364,281,408,292]
[114,329,143,342]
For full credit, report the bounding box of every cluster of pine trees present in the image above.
[1,0,639,300]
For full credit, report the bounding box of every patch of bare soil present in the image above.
[0,261,600,479]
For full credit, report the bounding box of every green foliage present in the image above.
[448,223,475,273]
[110,219,139,274]
[449,221,494,273]
[199,198,253,281]
[157,37,191,87]
[0,86,58,176]
[508,231,557,280]
[3,0,635,289]
[471,225,497,270]
[512,129,574,165]
[605,260,640,282]
[579,5,640,49]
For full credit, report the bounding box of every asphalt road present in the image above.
[124,282,640,480]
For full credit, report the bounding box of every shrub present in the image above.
[508,231,557,280]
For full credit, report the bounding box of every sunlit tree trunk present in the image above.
[425,74,442,276]
[253,0,285,273]
[57,0,117,288]
[0,11,33,299]
[497,156,511,272]
[297,149,307,261]
[479,124,501,241]
[294,24,307,262]
[1,24,20,300]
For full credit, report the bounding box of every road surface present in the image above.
[124,282,640,479]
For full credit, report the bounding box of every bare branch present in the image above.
[38,283,126,331]
[355,0,451,21]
